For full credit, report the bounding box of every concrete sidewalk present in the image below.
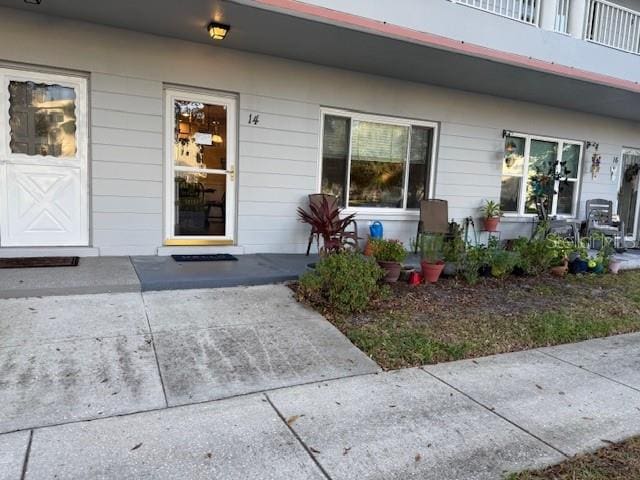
[2,327,640,479]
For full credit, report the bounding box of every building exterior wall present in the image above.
[295,0,640,84]
[0,7,638,255]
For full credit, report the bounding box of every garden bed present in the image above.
[293,270,640,370]
[508,435,640,479]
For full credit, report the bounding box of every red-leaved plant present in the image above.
[297,197,358,254]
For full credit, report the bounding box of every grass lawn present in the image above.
[294,270,640,370]
[508,436,640,479]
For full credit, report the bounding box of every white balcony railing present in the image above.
[554,0,571,33]
[585,0,640,54]
[455,0,541,25]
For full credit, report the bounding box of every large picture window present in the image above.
[500,133,583,217]
[320,110,437,210]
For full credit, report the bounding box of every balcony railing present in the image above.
[455,0,541,25]
[585,0,640,54]
[554,0,571,33]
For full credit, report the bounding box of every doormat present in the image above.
[0,256,80,269]
[172,254,238,262]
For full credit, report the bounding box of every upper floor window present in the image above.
[500,133,583,217]
[320,109,437,211]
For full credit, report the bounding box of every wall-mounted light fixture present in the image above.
[208,22,230,40]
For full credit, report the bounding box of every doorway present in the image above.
[618,147,640,244]
[164,89,237,245]
[0,67,88,247]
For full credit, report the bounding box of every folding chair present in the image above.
[414,199,449,253]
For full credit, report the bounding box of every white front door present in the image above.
[0,68,88,247]
[164,89,237,245]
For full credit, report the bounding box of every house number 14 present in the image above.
[248,114,260,125]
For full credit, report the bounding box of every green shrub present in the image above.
[511,237,555,275]
[298,252,385,314]
[369,238,407,263]
[461,245,487,285]
[490,250,518,279]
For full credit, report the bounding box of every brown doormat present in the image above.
[0,257,80,269]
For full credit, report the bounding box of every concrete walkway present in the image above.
[1,286,640,479]
[0,254,318,298]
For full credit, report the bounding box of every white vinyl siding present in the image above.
[1,8,638,254]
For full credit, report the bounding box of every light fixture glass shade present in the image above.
[208,22,230,40]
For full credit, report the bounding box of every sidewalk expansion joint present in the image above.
[20,430,33,480]
[420,367,569,458]
[537,349,640,395]
[264,393,334,480]
[140,293,169,409]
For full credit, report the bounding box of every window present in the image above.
[500,133,583,217]
[8,81,77,157]
[320,110,436,210]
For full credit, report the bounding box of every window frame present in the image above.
[318,108,439,217]
[501,132,584,219]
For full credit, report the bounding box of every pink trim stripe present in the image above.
[254,0,640,94]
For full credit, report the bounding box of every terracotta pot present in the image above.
[550,265,568,277]
[609,260,622,275]
[550,259,568,277]
[484,216,500,232]
[378,261,402,283]
[421,260,445,283]
[363,241,375,257]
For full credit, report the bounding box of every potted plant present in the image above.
[442,222,465,277]
[480,200,502,232]
[546,234,573,277]
[369,238,407,283]
[414,234,445,283]
[568,239,589,274]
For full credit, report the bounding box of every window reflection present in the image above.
[9,81,77,157]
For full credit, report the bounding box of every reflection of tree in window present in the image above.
[8,81,77,157]
[349,121,408,208]
[321,115,350,206]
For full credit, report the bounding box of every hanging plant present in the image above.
[591,152,601,179]
[624,163,640,183]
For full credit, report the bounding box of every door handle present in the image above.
[226,165,235,181]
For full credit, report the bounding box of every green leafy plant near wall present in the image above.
[297,252,386,314]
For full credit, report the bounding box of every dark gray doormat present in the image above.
[0,257,79,269]
[172,254,238,262]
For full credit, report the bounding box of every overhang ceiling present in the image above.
[1,0,639,122]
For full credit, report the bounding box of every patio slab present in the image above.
[0,431,29,480]
[0,292,164,433]
[0,256,140,299]
[268,368,562,480]
[424,349,640,456]
[25,394,325,480]
[0,292,150,348]
[540,332,640,390]
[145,286,380,405]
[131,254,317,291]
